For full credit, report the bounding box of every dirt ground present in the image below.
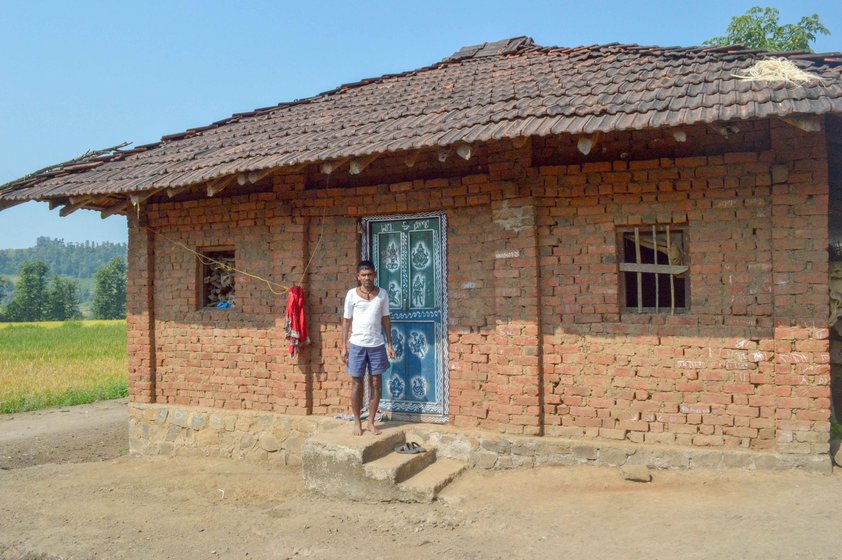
[1,401,840,560]
[0,399,128,470]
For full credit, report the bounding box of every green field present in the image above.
[0,320,128,414]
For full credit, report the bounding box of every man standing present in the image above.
[340,260,395,436]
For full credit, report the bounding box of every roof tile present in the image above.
[3,40,841,202]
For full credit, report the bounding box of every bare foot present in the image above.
[366,423,381,436]
[353,423,363,436]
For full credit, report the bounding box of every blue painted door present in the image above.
[365,214,447,419]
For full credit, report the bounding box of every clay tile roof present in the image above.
[445,37,536,60]
[2,38,841,206]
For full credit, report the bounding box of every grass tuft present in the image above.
[832,417,842,441]
[0,320,127,414]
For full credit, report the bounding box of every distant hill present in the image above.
[0,237,127,279]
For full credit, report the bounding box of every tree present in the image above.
[0,276,11,305]
[0,237,127,278]
[705,7,830,52]
[4,260,50,322]
[92,257,127,320]
[0,276,12,320]
[46,276,83,321]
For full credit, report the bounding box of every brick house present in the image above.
[3,38,841,471]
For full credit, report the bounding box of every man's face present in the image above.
[357,268,376,288]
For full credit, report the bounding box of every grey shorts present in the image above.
[347,343,389,378]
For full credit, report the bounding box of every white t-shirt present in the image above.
[343,288,390,347]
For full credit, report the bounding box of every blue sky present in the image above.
[0,0,839,249]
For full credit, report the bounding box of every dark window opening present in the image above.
[618,226,688,313]
[199,249,235,308]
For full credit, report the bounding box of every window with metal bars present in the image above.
[618,225,688,313]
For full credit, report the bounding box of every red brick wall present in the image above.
[537,120,830,455]
[127,213,155,403]
[129,192,311,413]
[126,117,831,457]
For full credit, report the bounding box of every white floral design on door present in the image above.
[410,376,428,399]
[408,330,428,359]
[411,241,431,269]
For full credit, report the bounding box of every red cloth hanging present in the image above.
[284,286,309,356]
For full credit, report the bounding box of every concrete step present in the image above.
[364,447,437,484]
[303,426,406,464]
[397,458,469,503]
[302,426,408,501]
[302,426,469,503]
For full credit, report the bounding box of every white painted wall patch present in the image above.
[495,250,520,259]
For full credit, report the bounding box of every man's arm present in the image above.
[381,315,395,359]
[340,318,352,363]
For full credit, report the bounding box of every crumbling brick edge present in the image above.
[129,403,833,474]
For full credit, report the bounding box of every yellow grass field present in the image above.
[0,320,128,413]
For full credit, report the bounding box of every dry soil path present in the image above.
[0,398,128,470]
[1,401,840,560]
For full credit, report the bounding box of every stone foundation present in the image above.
[129,403,341,466]
[129,403,832,474]
[406,425,831,473]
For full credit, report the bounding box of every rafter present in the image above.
[101,199,131,219]
[208,175,237,197]
[404,151,420,168]
[130,189,162,207]
[456,143,472,160]
[320,158,349,175]
[0,199,24,211]
[780,115,822,133]
[59,196,95,217]
[349,154,379,175]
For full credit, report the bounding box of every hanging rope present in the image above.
[128,167,330,299]
[144,225,291,295]
[294,173,330,285]
[140,202,328,296]
[299,206,327,285]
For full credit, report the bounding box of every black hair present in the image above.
[357,260,376,273]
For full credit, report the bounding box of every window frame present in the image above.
[617,225,689,314]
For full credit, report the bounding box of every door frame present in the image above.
[361,211,449,423]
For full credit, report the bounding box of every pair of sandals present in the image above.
[394,441,426,454]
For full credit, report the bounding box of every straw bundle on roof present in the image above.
[734,57,824,85]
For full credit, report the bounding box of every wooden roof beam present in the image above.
[237,168,274,185]
[59,196,95,217]
[456,143,472,160]
[713,124,741,138]
[320,158,349,175]
[577,131,601,155]
[0,199,25,211]
[101,199,131,219]
[511,136,529,149]
[404,150,420,168]
[349,154,379,175]
[130,189,162,207]
[207,175,236,197]
[780,115,822,133]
